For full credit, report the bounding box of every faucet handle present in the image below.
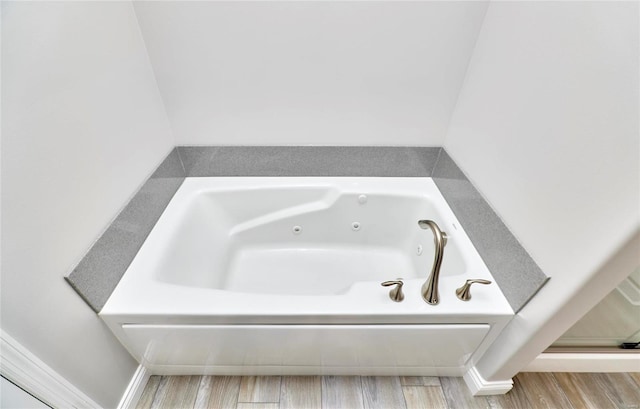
[381,279,404,302]
[455,279,492,301]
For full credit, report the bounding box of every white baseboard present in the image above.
[0,329,101,409]
[523,352,640,372]
[463,366,513,396]
[117,365,150,409]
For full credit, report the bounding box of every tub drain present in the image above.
[292,226,302,235]
[351,222,361,231]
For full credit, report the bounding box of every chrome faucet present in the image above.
[418,220,447,305]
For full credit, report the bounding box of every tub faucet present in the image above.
[418,220,447,305]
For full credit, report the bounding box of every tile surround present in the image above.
[177,146,438,177]
[65,149,186,312]
[432,151,549,312]
[65,146,547,313]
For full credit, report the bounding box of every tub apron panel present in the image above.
[100,178,515,379]
[121,324,490,376]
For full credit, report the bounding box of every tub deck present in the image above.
[100,178,513,376]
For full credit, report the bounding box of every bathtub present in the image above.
[101,178,513,376]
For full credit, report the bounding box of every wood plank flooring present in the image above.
[137,373,640,409]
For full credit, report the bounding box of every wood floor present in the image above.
[136,372,640,409]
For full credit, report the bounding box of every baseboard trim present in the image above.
[117,365,150,409]
[523,352,640,372]
[463,366,513,396]
[0,329,101,408]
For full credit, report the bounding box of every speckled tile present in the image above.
[177,146,439,177]
[65,148,185,312]
[66,146,547,314]
[433,149,549,312]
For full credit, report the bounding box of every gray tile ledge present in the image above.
[433,149,549,312]
[65,148,186,312]
[177,146,440,177]
[65,146,547,314]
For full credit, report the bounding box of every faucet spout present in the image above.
[418,220,447,305]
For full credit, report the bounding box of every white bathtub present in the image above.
[101,178,513,376]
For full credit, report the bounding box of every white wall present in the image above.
[133,1,488,146]
[444,1,639,381]
[1,2,174,407]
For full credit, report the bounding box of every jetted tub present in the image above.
[101,178,513,377]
